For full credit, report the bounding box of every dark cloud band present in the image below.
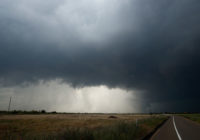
[0,0,200,112]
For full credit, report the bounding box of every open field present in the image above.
[0,114,168,140]
[179,114,200,124]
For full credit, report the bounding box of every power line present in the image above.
[8,97,12,112]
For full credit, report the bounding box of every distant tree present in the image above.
[108,115,117,119]
[31,110,39,114]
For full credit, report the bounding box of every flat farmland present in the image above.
[0,114,168,140]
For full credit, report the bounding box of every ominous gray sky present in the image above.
[0,0,200,112]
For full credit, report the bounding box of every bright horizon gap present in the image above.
[0,79,142,113]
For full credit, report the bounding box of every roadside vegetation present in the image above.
[0,113,168,140]
[179,114,200,124]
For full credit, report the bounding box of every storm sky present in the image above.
[0,0,200,112]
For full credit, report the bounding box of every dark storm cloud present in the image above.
[0,0,200,112]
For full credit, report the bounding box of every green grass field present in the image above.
[0,114,168,140]
[179,114,200,124]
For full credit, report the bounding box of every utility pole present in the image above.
[136,118,138,127]
[8,97,12,112]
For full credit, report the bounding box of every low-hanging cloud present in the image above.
[0,0,200,112]
[0,79,141,113]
